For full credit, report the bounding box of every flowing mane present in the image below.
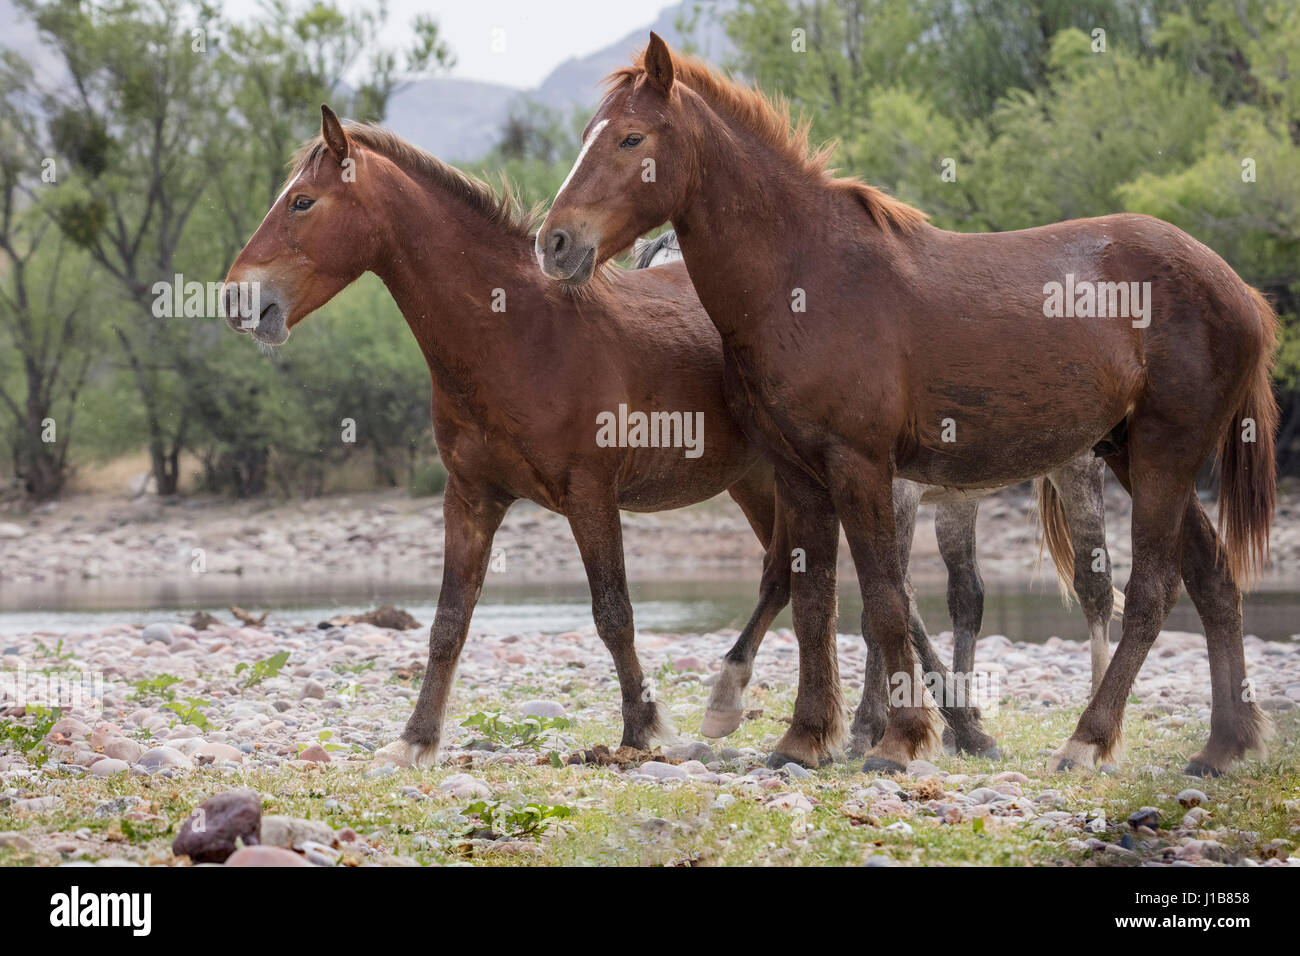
[604,50,928,234]
[288,122,541,239]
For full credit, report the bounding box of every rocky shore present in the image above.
[0,613,1297,866]
[4,484,1300,589]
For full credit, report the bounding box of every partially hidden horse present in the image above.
[637,232,1122,754]
[538,34,1278,777]
[222,107,1001,763]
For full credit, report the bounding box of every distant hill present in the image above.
[1,0,736,163]
[386,1,736,161]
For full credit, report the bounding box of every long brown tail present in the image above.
[1218,286,1280,588]
[1036,477,1075,599]
[1036,477,1126,618]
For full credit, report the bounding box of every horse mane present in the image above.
[604,50,928,234]
[288,122,543,239]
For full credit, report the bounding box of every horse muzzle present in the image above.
[537,227,597,285]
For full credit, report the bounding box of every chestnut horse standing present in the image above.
[222,107,1002,764]
[539,35,1278,776]
[639,231,1122,756]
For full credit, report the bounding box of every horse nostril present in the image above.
[548,228,571,259]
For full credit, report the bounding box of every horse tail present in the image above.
[1035,477,1076,604]
[1217,286,1279,588]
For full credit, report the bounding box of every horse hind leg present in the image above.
[1179,497,1269,776]
[704,468,792,737]
[933,495,1000,758]
[1049,445,1188,773]
[1047,455,1116,698]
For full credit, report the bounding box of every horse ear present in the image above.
[321,104,349,163]
[645,31,675,96]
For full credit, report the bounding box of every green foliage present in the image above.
[131,673,183,701]
[460,712,571,751]
[164,697,211,730]
[0,705,61,756]
[234,651,290,690]
[461,799,572,839]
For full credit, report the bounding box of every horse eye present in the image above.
[291,196,315,211]
[619,134,644,148]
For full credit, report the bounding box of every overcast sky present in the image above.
[221,0,679,89]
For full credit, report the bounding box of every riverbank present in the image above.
[0,618,1297,866]
[4,483,1300,593]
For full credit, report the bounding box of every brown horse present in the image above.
[640,231,1122,755]
[538,34,1279,777]
[218,107,1000,765]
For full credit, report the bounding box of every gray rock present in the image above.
[136,746,192,772]
[439,773,491,799]
[172,789,262,864]
[89,758,130,777]
[906,759,944,778]
[0,831,35,851]
[635,761,690,781]
[141,623,174,645]
[664,741,715,764]
[1128,807,1161,830]
[782,762,812,779]
[520,700,566,718]
[259,815,335,850]
[301,680,326,700]
[1178,788,1209,808]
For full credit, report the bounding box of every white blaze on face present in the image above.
[555,119,610,201]
[255,171,301,234]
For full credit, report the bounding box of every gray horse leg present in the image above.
[1047,455,1115,697]
[935,496,1000,758]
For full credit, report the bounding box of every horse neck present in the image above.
[674,108,909,337]
[368,168,543,390]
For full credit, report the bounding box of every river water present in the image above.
[0,572,1296,642]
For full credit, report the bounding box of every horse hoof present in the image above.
[765,750,827,770]
[977,744,1002,761]
[861,757,906,774]
[1184,760,1224,778]
[1051,756,1077,772]
[375,739,438,768]
[700,708,744,738]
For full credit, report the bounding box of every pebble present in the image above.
[141,623,173,645]
[89,758,130,777]
[136,747,193,773]
[519,700,566,718]
[172,789,262,864]
[439,773,491,799]
[225,846,313,867]
[664,741,714,763]
[635,761,690,781]
[259,815,335,850]
[1178,788,1209,808]
[0,832,35,851]
[301,680,326,700]
[103,739,143,762]
[1127,807,1161,830]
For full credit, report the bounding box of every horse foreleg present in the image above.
[568,495,674,750]
[376,480,508,768]
[850,478,920,755]
[833,454,941,773]
[764,470,844,769]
